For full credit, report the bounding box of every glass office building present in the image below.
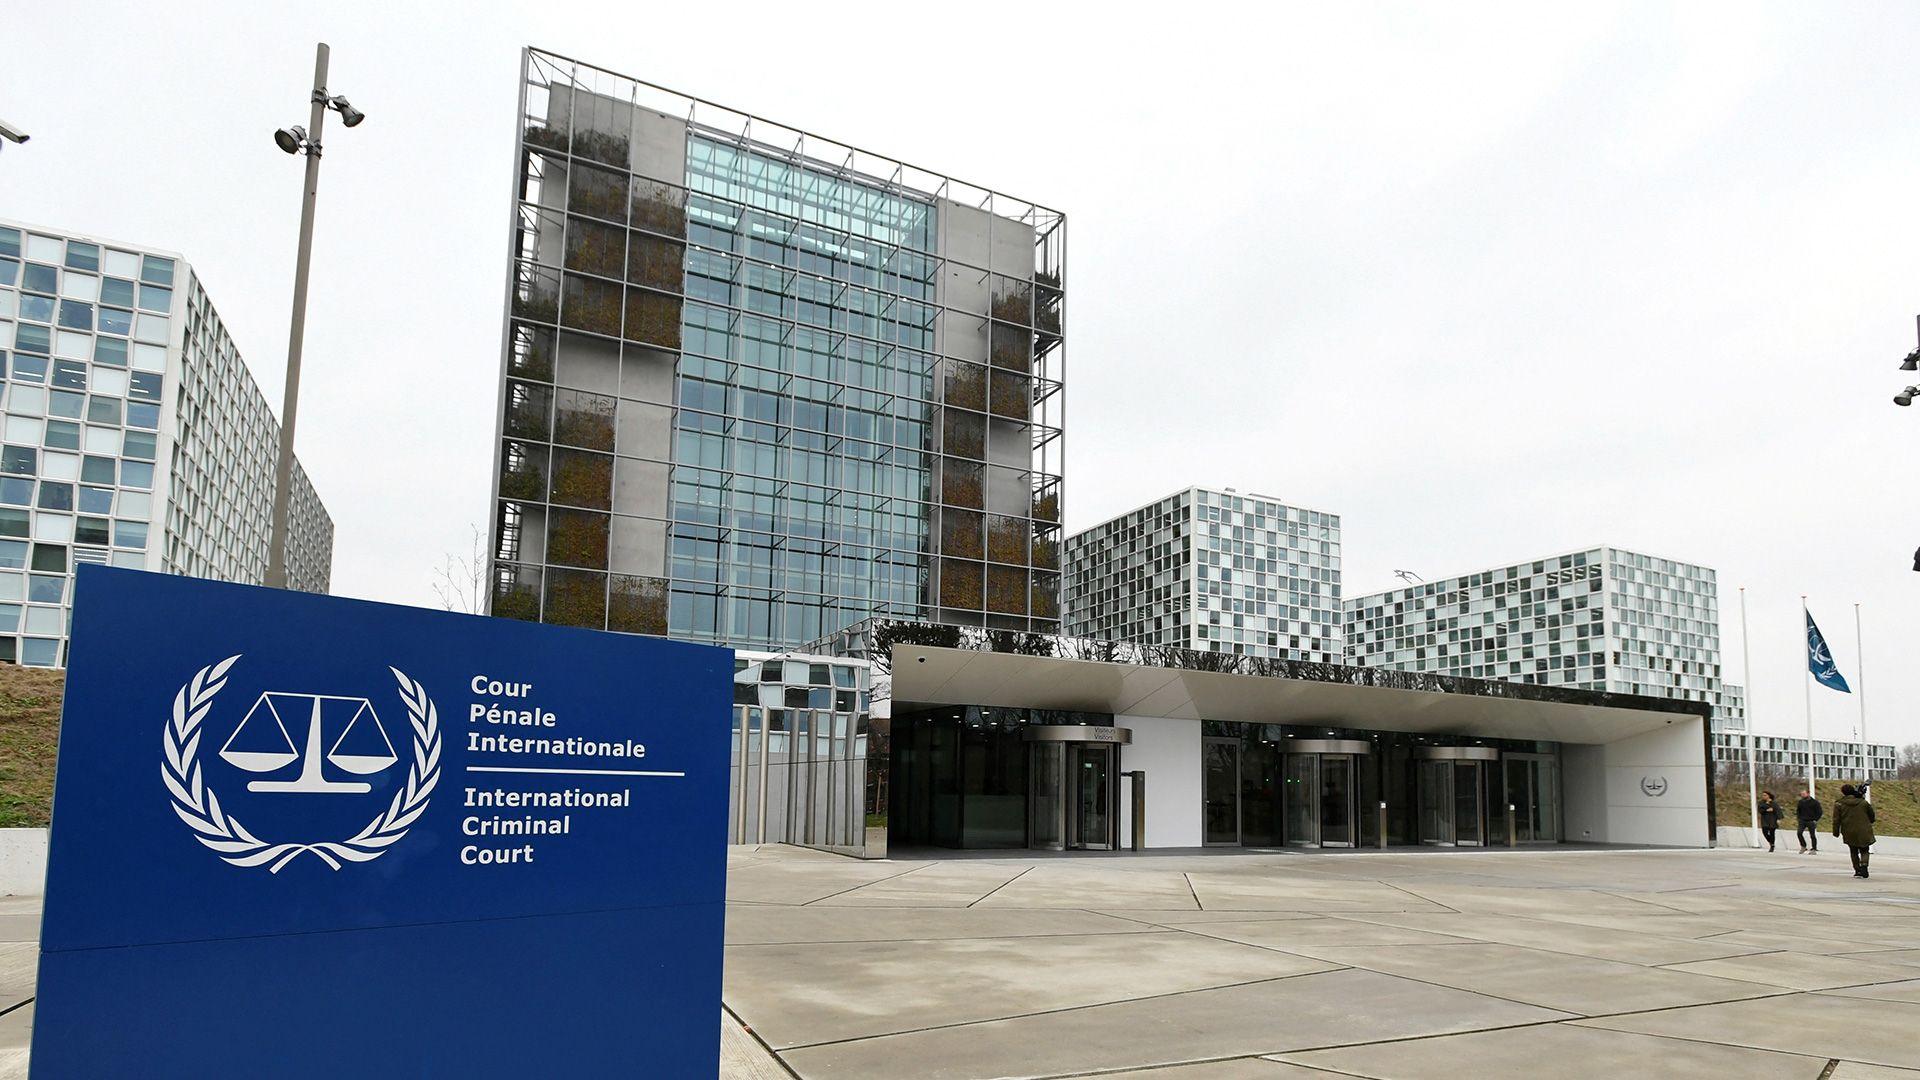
[0,221,333,666]
[1063,487,1342,662]
[488,48,1066,651]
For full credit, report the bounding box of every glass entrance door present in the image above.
[1417,760,1452,844]
[1452,761,1484,846]
[1068,744,1114,850]
[1029,742,1064,851]
[1319,755,1355,847]
[1504,753,1559,844]
[1284,753,1318,846]
[1202,737,1240,846]
[1280,752,1363,847]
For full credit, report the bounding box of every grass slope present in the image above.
[1717,777,1920,839]
[0,665,65,827]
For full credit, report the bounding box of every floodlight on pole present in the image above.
[264,43,364,590]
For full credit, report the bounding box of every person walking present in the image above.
[1757,791,1781,852]
[1832,784,1876,879]
[1795,789,1823,854]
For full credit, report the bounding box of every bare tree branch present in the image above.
[432,524,488,615]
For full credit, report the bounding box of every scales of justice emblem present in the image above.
[219,693,398,793]
[161,656,443,873]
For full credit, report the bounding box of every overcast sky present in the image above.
[3,2,1914,748]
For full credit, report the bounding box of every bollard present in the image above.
[1506,804,1517,848]
[1377,801,1388,849]
[1127,770,1146,852]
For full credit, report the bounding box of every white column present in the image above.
[1855,602,1870,800]
[1802,596,1815,794]
[1740,588,1758,842]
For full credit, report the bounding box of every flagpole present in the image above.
[1741,588,1759,845]
[1802,596,1815,795]
[1855,602,1870,801]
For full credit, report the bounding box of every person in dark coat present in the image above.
[1832,784,1877,879]
[1796,789,1822,853]
[1757,791,1780,852]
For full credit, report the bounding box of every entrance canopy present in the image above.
[882,642,1705,746]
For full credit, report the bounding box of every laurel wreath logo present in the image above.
[161,656,441,873]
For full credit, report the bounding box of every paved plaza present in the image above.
[4,846,1920,1077]
[720,844,1920,1079]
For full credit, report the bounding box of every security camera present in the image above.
[1897,386,1919,407]
[0,118,29,147]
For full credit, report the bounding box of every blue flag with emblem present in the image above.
[1805,607,1851,693]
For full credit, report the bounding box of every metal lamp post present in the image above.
[265,43,364,588]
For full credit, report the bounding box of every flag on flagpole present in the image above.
[1805,608,1852,693]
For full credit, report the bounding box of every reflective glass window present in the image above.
[100,278,135,307]
[140,255,174,286]
[21,264,55,295]
[27,574,63,603]
[36,482,72,510]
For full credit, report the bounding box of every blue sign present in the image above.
[32,567,733,1078]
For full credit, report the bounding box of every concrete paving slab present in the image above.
[0,1048,22,1080]
[1276,1018,1830,1079]
[1180,917,1475,952]
[776,968,1570,1079]
[1096,909,1323,927]
[1389,883,1677,918]
[725,859,931,906]
[1706,929,1909,957]
[1836,948,1920,969]
[1792,922,1920,951]
[1601,888,1811,917]
[1336,911,1769,966]
[1303,941,1780,1016]
[1101,1059,1345,1078]
[724,903,1154,945]
[0,946,29,1006]
[0,1005,29,1052]
[805,863,1036,908]
[1819,979,1920,1005]
[0,919,35,946]
[725,929,1338,1049]
[719,1009,790,1079]
[1665,950,1920,991]
[1521,911,1748,939]
[971,867,1201,909]
[1828,1063,1920,1079]
[1184,872,1450,912]
[1575,993,1920,1070]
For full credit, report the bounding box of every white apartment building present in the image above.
[0,221,332,665]
[1064,487,1342,663]
[1344,546,1720,706]
[1710,682,1895,779]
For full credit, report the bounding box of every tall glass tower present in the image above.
[488,49,1066,651]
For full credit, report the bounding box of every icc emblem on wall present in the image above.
[160,655,443,873]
